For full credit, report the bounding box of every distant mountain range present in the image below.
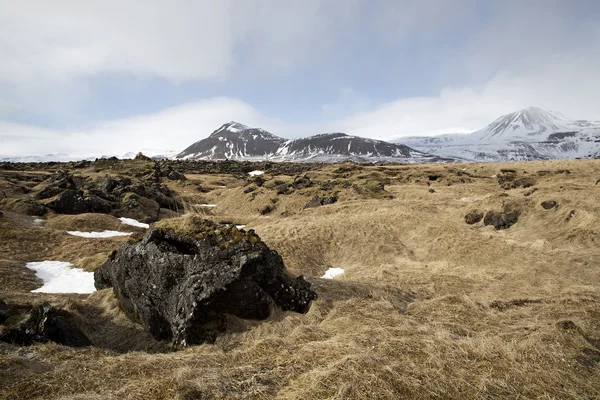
[3,107,599,164]
[399,107,600,162]
[176,122,449,163]
[176,107,600,163]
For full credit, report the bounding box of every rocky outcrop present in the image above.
[0,302,91,347]
[29,170,182,221]
[94,220,317,347]
[483,204,520,230]
[497,170,536,190]
[134,152,153,161]
[42,189,89,214]
[121,193,160,223]
[304,195,337,209]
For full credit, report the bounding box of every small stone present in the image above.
[541,201,557,210]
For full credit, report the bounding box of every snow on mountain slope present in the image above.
[472,107,573,141]
[399,107,600,162]
[176,121,287,160]
[177,123,448,163]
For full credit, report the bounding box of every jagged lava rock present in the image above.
[94,219,317,346]
[0,302,91,347]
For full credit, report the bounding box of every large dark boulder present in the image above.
[43,189,88,214]
[101,176,132,196]
[120,192,160,222]
[85,195,113,213]
[0,302,91,347]
[94,220,317,346]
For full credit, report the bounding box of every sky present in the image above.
[1,0,600,158]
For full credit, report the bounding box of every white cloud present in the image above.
[3,52,600,159]
[321,87,372,119]
[0,1,235,83]
[1,0,599,156]
[0,97,283,157]
[336,55,600,140]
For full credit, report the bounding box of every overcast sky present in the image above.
[1,0,600,157]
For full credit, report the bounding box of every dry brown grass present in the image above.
[1,159,600,399]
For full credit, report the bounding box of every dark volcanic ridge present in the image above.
[177,122,450,163]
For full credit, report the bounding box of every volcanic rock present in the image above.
[292,175,312,189]
[85,195,113,213]
[0,302,91,347]
[167,170,187,181]
[497,171,536,190]
[94,220,316,346]
[304,195,337,209]
[121,193,160,222]
[541,200,558,209]
[134,152,153,161]
[483,204,520,230]
[43,189,88,214]
[36,171,84,200]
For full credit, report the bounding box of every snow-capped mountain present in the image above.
[177,122,447,163]
[177,122,286,160]
[473,107,572,141]
[400,107,600,162]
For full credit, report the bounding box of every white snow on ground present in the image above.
[119,217,150,228]
[248,170,264,176]
[67,230,133,238]
[196,204,217,207]
[321,267,345,279]
[26,261,96,294]
[33,218,44,225]
[235,225,246,229]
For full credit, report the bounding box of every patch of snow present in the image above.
[119,217,150,229]
[248,170,264,176]
[26,261,96,294]
[67,230,133,238]
[196,204,217,207]
[33,218,44,225]
[235,225,246,229]
[321,267,345,279]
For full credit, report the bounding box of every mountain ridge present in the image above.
[177,123,448,163]
[399,106,600,162]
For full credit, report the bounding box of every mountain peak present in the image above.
[476,106,572,140]
[207,121,252,138]
[223,121,251,132]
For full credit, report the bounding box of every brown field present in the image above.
[1,159,600,399]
